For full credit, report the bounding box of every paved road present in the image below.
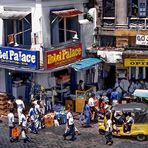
[0,118,147,148]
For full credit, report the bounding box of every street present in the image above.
[0,118,147,148]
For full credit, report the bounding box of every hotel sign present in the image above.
[0,47,40,69]
[44,43,82,69]
[124,58,148,67]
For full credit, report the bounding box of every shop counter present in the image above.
[75,86,96,113]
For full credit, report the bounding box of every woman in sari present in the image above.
[82,100,91,127]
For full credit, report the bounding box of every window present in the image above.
[4,14,31,46]
[50,9,80,45]
[138,0,147,17]
[103,0,115,17]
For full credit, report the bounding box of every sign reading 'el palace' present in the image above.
[44,43,82,69]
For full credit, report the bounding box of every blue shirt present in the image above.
[111,91,120,100]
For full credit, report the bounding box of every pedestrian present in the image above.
[77,80,84,91]
[28,103,38,134]
[15,96,25,125]
[63,105,76,141]
[8,108,15,142]
[105,113,113,145]
[82,100,91,127]
[88,93,95,121]
[20,109,31,143]
[35,100,42,129]
[110,88,120,106]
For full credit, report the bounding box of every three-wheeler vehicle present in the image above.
[98,103,148,141]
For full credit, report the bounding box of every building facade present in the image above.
[87,0,148,88]
[0,0,103,103]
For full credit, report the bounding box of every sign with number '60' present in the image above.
[136,35,148,46]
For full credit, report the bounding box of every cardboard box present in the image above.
[44,113,54,128]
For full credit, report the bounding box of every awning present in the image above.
[52,8,82,18]
[133,89,148,98]
[0,10,30,19]
[71,58,102,71]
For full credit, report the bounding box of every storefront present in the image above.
[0,47,40,101]
[97,50,123,88]
[43,42,83,103]
[123,50,148,80]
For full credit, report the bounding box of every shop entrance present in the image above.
[146,67,148,80]
[104,65,116,89]
[6,70,32,101]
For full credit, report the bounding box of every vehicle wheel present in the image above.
[136,134,147,141]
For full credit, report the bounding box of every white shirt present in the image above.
[28,108,36,121]
[20,114,27,127]
[88,97,94,107]
[106,119,112,132]
[35,104,41,115]
[67,112,74,125]
[15,99,25,111]
[8,113,14,127]
[127,116,134,124]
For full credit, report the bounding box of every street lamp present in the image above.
[59,28,79,41]
[8,28,31,46]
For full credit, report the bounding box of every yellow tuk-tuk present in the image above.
[98,103,148,141]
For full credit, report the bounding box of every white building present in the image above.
[0,0,102,103]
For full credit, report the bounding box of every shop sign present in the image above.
[124,58,148,67]
[136,35,148,46]
[44,43,82,69]
[0,47,40,69]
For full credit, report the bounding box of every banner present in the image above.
[0,47,40,69]
[124,58,148,67]
[44,43,82,69]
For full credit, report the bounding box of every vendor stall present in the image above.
[75,86,96,113]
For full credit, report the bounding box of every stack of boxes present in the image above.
[43,113,55,128]
[0,93,8,116]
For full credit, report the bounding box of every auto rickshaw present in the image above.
[98,103,148,141]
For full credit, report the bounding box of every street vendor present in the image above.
[77,80,84,91]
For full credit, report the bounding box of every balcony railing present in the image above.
[102,17,148,29]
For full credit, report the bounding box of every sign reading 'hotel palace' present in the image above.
[44,43,82,69]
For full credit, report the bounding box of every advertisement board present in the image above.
[0,47,40,69]
[136,35,148,45]
[124,58,148,67]
[44,43,82,69]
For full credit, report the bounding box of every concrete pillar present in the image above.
[115,0,128,28]
[0,69,6,93]
[0,18,4,46]
[0,6,4,46]
[41,6,51,48]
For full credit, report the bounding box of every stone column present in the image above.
[0,18,4,46]
[0,6,4,46]
[115,0,128,28]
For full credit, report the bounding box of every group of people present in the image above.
[114,78,148,97]
[80,93,110,128]
[7,95,46,143]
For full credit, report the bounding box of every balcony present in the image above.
[129,17,148,30]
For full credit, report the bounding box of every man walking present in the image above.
[15,96,25,125]
[20,109,31,143]
[8,108,15,142]
[105,113,113,145]
[63,105,76,141]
